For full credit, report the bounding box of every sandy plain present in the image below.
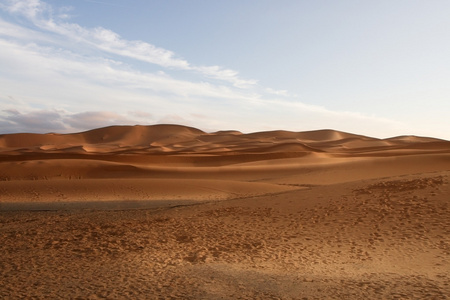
[0,124,449,299]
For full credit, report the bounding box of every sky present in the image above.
[0,0,449,139]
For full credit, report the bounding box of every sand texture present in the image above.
[1,124,449,299]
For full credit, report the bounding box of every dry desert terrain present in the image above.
[1,124,449,299]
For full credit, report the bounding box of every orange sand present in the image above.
[0,124,449,298]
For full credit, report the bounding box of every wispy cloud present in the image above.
[265,87,295,97]
[2,0,256,87]
[0,38,259,108]
[82,0,127,8]
[0,0,411,138]
[0,17,45,40]
[194,65,258,88]
[1,108,66,133]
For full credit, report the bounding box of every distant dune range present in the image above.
[1,124,450,298]
[0,124,449,173]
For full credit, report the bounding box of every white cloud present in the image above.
[194,65,258,88]
[1,0,257,86]
[0,33,409,137]
[3,0,49,19]
[0,0,419,139]
[0,18,46,40]
[0,38,261,107]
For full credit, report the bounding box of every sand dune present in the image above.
[1,124,449,299]
[0,124,449,183]
[2,124,447,156]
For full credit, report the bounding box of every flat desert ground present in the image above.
[1,124,449,299]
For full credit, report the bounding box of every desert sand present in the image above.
[0,124,449,299]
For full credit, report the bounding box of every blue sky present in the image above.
[0,0,449,139]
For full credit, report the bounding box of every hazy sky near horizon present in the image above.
[0,0,449,139]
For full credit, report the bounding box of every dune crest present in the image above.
[1,124,447,156]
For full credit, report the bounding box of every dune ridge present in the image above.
[1,124,447,156]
